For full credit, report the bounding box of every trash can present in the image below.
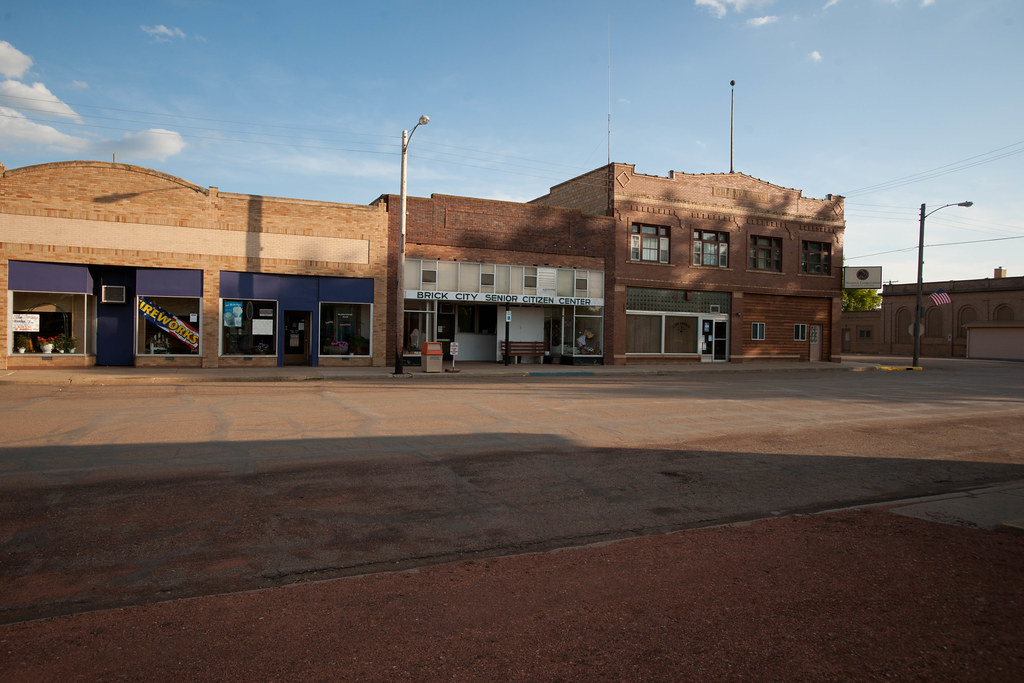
[422,341,443,373]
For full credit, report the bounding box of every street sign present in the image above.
[450,342,459,356]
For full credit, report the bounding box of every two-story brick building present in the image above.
[530,164,846,363]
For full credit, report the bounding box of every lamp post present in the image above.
[394,115,429,375]
[912,200,972,367]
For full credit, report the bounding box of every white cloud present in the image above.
[809,50,823,62]
[0,40,33,79]
[141,25,187,42]
[102,129,186,162]
[921,0,936,6]
[0,106,88,152]
[0,80,80,119]
[823,0,840,9]
[695,0,774,19]
[72,80,89,89]
[748,16,778,27]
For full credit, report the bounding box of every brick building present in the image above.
[3,159,845,370]
[877,268,1023,358]
[1,161,388,370]
[531,164,846,363]
[374,192,614,364]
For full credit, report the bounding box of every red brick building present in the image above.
[531,164,846,363]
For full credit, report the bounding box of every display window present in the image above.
[11,291,90,354]
[222,299,277,355]
[403,300,433,354]
[572,307,603,356]
[320,303,372,356]
[137,296,201,355]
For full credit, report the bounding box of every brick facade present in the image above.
[1,161,388,369]
[534,164,845,363]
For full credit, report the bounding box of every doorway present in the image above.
[284,311,311,366]
[701,318,729,362]
[809,324,822,361]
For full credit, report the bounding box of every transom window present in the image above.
[749,235,782,271]
[693,230,729,267]
[801,241,832,275]
[630,224,670,264]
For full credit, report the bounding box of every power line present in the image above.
[846,234,1024,261]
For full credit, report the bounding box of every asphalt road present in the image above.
[1,359,1023,623]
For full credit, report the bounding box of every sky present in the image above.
[1,0,1022,288]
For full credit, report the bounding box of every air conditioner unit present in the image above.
[101,285,126,304]
[709,305,721,313]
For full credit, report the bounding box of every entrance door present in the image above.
[701,318,729,362]
[713,320,729,361]
[809,324,822,361]
[284,311,311,366]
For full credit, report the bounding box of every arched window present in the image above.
[994,305,1015,321]
[957,306,977,338]
[925,308,943,337]
[896,308,912,343]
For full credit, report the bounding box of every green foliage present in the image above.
[842,288,881,311]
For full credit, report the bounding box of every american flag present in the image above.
[929,288,952,306]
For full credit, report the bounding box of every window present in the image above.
[751,322,766,340]
[523,266,538,290]
[626,313,699,354]
[222,299,277,355]
[630,224,670,263]
[857,328,873,339]
[693,231,729,267]
[320,303,372,356]
[801,241,832,275]
[749,235,782,271]
[11,291,89,355]
[794,324,808,341]
[138,296,201,355]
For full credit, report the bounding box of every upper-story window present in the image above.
[630,224,670,264]
[693,230,729,268]
[749,235,782,271]
[801,241,832,275]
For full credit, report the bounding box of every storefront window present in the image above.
[222,299,277,355]
[572,307,603,356]
[11,292,88,354]
[320,303,372,356]
[137,296,200,355]
[403,300,433,354]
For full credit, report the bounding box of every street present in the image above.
[1,360,1023,624]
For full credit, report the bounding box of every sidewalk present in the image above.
[0,356,882,385]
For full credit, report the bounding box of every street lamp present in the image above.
[912,200,973,367]
[394,115,429,375]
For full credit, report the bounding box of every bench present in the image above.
[501,340,548,364]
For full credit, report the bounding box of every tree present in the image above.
[842,288,881,311]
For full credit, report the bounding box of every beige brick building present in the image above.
[2,161,388,369]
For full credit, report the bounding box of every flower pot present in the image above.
[40,344,54,354]
[17,347,25,353]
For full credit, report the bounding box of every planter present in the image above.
[17,347,25,353]
[40,344,54,354]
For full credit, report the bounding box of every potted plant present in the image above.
[330,339,349,354]
[351,335,369,355]
[37,335,57,353]
[14,334,30,353]
[55,333,79,353]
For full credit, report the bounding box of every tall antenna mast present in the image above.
[729,80,736,173]
[607,23,612,166]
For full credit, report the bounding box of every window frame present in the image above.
[794,323,808,342]
[751,322,766,341]
[693,230,729,268]
[630,223,670,264]
[800,240,832,275]
[749,235,782,272]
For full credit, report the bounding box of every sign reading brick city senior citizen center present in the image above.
[138,297,200,349]
[405,290,604,307]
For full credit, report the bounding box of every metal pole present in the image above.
[729,80,735,174]
[912,203,925,367]
[503,303,511,366]
[394,129,409,375]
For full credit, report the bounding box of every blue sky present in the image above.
[2,0,1022,287]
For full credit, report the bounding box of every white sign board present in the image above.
[843,266,882,289]
[450,342,459,356]
[12,313,40,332]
